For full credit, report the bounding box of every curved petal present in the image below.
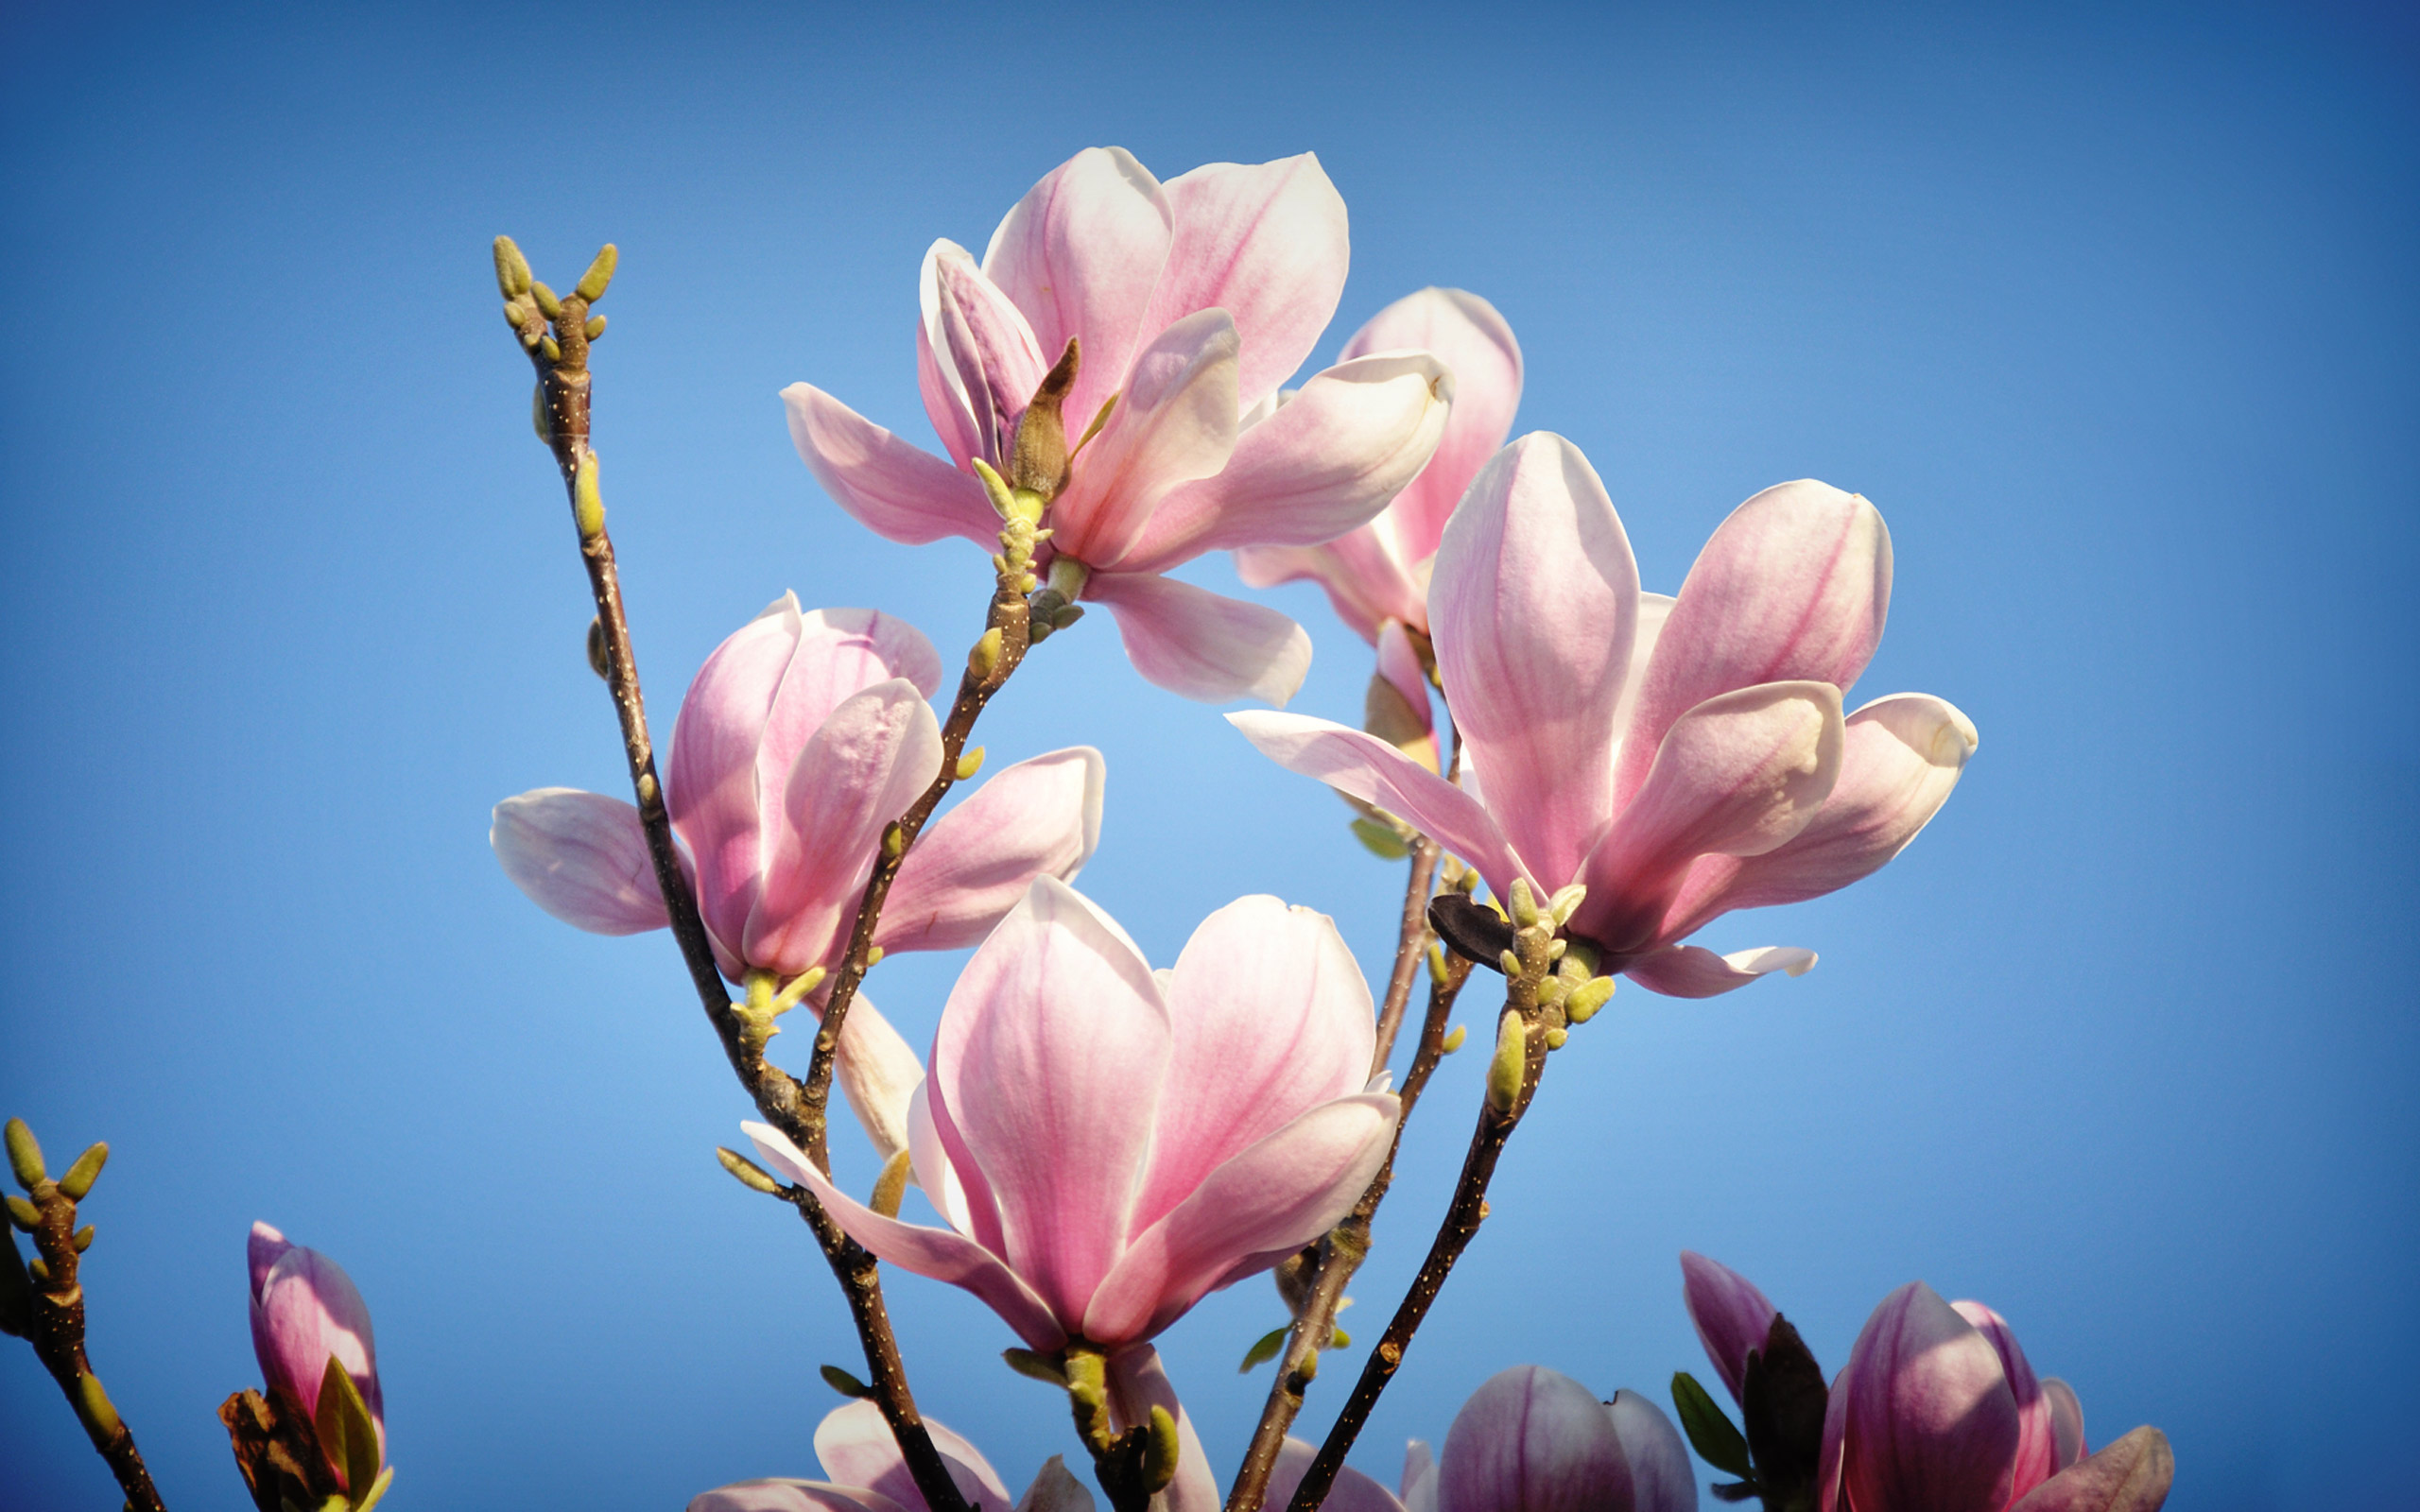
[1122,352,1452,573]
[1621,944,1815,999]
[906,1077,978,1237]
[1341,288,1524,565]
[2005,1427,2172,1512]
[1261,1438,1408,1512]
[1227,713,1530,897]
[1829,1281,2019,1512]
[1138,155,1351,411]
[812,989,925,1163]
[1608,1390,1698,1512]
[1374,619,1437,764]
[922,239,1048,472]
[1235,530,1426,644]
[688,1481,914,1512]
[253,1244,382,1446]
[931,877,1168,1329]
[918,318,984,475]
[815,1399,1012,1512]
[1439,1366,1635,1512]
[1087,573,1311,706]
[983,146,1172,435]
[878,747,1106,955]
[750,680,943,973]
[2044,1379,2085,1470]
[1015,1458,1098,1512]
[785,384,999,547]
[1431,433,1639,891]
[248,1221,292,1301]
[492,788,669,936]
[780,608,948,726]
[1616,481,1890,806]
[1679,1251,1780,1404]
[1611,593,1676,759]
[1954,1301,2057,1499]
[743,1121,1067,1351]
[1050,309,1239,568]
[1402,1441,1439,1512]
[1132,897,1376,1231]
[1104,1347,1219,1512]
[1081,1092,1398,1345]
[670,594,806,954]
[1570,682,1843,955]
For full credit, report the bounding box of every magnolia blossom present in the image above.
[493,594,1103,1157]
[1235,432,1978,997]
[248,1222,383,1479]
[744,876,1398,1362]
[1236,287,1524,645]
[688,1400,1037,1512]
[1680,1253,2173,1512]
[785,146,1456,705]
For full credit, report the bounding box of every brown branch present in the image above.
[493,239,977,1512]
[1367,838,1442,1074]
[2,1122,166,1512]
[1285,911,1564,1512]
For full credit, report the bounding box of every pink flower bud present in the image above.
[247,1221,383,1477]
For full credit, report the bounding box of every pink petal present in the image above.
[1086,572,1312,706]
[1680,1250,1782,1403]
[743,1121,1067,1352]
[982,146,1173,438]
[1104,1346,1220,1512]
[1615,481,1890,808]
[878,747,1105,956]
[2045,1379,2086,1470]
[1235,530,1426,645]
[1340,288,1524,567]
[1081,1091,1397,1345]
[1227,713,1530,896]
[688,1481,915,1512]
[1621,944,1817,999]
[921,240,1048,473]
[247,1221,291,1301]
[1377,619,1435,740]
[1131,897,1376,1233]
[1430,433,1640,892]
[1570,681,1843,955]
[1014,1458,1098,1512]
[1137,155,1351,412]
[492,788,670,936]
[2004,1427,2172,1512]
[1612,593,1676,751]
[1438,1366,1635,1512]
[1119,352,1452,573]
[906,1078,980,1239]
[929,877,1168,1330]
[784,384,999,547]
[778,607,948,724]
[918,318,984,476]
[670,595,808,954]
[1260,1438,1408,1512]
[1607,1391,1694,1512]
[1953,1300,2057,1499]
[749,679,942,973]
[252,1242,383,1452]
[1402,1440,1439,1512]
[1831,1281,2020,1512]
[813,989,926,1163]
[814,1399,1012,1512]
[1049,309,1239,569]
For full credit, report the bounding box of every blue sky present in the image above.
[2,4,2412,1508]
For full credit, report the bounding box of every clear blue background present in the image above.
[3,4,2412,1508]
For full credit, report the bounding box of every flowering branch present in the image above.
[491,237,975,1512]
[0,1120,166,1512]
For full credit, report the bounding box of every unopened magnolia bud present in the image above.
[573,452,603,536]
[4,1122,44,1190]
[1564,977,1616,1023]
[575,244,617,301]
[1142,1404,1181,1493]
[716,1147,783,1195]
[956,747,987,781]
[1008,338,1078,500]
[1440,1024,1467,1054]
[493,236,532,298]
[1486,1014,1527,1113]
[71,1225,93,1251]
[583,313,607,341]
[969,627,1005,681]
[821,1364,872,1399]
[1508,878,1541,928]
[870,1148,912,1219]
[1004,1348,1067,1385]
[530,279,562,319]
[1547,883,1587,924]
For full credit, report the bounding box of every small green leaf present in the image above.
[820,1364,871,1399]
[1236,1326,1288,1372]
[353,1466,395,1512]
[1672,1370,1755,1480]
[1002,1348,1067,1386]
[1349,817,1411,861]
[315,1355,381,1503]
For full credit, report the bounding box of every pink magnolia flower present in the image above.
[785,147,1456,705]
[741,877,1400,1360]
[1236,287,1524,645]
[248,1221,383,1481]
[687,1399,1021,1512]
[1234,432,1978,997]
[492,594,1104,1157]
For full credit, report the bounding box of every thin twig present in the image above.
[1285,917,1561,1512]
[1367,838,1442,1074]
[495,239,977,1512]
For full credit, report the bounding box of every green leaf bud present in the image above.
[533,382,552,442]
[5,1121,45,1190]
[529,279,562,319]
[1543,1026,1568,1050]
[1237,1326,1286,1372]
[573,452,603,537]
[716,1147,783,1195]
[1547,883,1588,924]
[5,1196,38,1231]
[870,1148,912,1219]
[71,1224,94,1251]
[1440,1023,1467,1054]
[956,747,987,781]
[583,313,607,341]
[1350,817,1411,860]
[1142,1404,1182,1493]
[1486,1013,1527,1113]
[540,333,561,363]
[820,1364,872,1399]
[1497,948,1522,977]
[968,627,1005,682]
[586,617,612,679]
[1672,1370,1756,1478]
[77,1372,121,1448]
[575,244,617,301]
[1003,1348,1068,1385]
[1564,977,1616,1024]
[1507,877,1540,928]
[493,236,532,298]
